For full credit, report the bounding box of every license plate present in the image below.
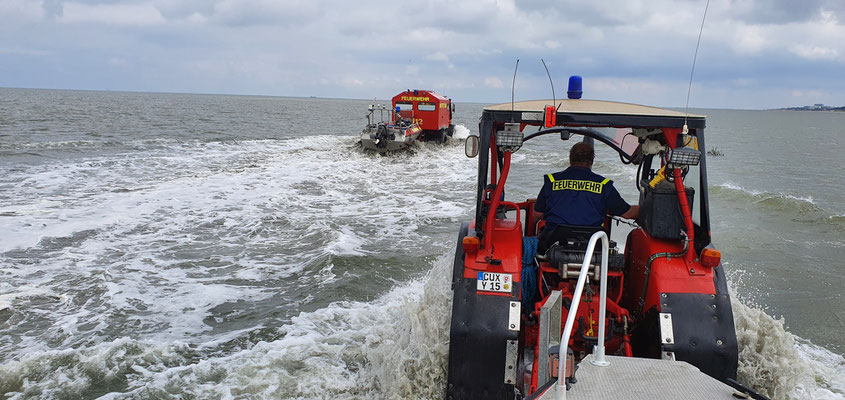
[477,272,513,293]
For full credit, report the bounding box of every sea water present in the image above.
[0,88,843,399]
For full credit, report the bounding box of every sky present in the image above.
[1,0,844,109]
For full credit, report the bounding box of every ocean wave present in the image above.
[711,182,821,214]
[0,139,149,151]
[793,339,845,398]
[0,151,52,159]
[0,338,196,398]
[324,226,368,256]
[827,215,845,231]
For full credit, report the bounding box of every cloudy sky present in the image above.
[2,0,844,109]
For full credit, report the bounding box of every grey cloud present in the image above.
[3,0,844,109]
[153,0,217,20]
[720,0,845,24]
[210,1,322,27]
[401,1,499,34]
[511,0,627,26]
[42,0,63,19]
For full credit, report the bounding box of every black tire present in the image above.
[428,130,445,144]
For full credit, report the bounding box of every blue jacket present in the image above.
[535,166,630,228]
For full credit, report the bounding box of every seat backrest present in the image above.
[544,224,603,251]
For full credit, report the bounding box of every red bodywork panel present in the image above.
[525,268,631,394]
[391,90,453,131]
[462,219,523,284]
[623,228,716,314]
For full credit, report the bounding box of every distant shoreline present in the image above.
[780,105,845,111]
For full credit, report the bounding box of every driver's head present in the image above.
[569,142,594,167]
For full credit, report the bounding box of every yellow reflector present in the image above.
[700,248,721,268]
[462,236,480,253]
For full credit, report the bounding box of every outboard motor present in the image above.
[375,124,394,148]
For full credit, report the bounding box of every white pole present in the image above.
[555,231,610,400]
[591,231,610,367]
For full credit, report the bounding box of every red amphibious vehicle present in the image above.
[391,89,455,143]
[445,78,760,399]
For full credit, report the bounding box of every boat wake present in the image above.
[2,126,843,399]
[2,254,843,399]
[0,255,455,399]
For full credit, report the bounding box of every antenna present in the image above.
[541,59,559,127]
[511,59,519,116]
[683,0,710,134]
[541,59,556,108]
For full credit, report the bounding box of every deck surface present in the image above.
[534,355,739,400]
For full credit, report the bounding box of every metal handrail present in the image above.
[556,230,610,400]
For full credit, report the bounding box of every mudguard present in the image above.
[451,223,470,289]
[659,264,738,381]
[446,223,521,400]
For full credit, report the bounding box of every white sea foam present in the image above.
[0,285,56,311]
[728,264,845,399]
[325,226,368,256]
[0,254,454,399]
[451,124,471,140]
[733,299,845,400]
[0,134,477,361]
[0,337,194,399]
[3,119,844,399]
[2,251,844,399]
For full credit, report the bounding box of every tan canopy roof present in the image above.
[484,99,705,119]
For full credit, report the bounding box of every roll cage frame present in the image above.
[473,104,712,252]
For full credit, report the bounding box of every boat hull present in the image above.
[359,123,422,154]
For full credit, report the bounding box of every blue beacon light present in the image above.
[567,75,583,99]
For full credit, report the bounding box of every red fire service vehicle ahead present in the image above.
[391,89,455,143]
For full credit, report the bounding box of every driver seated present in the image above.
[535,142,639,253]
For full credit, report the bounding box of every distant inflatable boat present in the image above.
[359,111,422,153]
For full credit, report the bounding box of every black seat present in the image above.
[537,224,603,255]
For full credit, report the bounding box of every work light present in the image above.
[666,147,700,167]
[497,123,523,152]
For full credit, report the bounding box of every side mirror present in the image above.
[465,135,479,158]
